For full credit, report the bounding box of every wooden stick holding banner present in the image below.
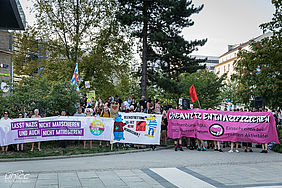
[197,99,202,109]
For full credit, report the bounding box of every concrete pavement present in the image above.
[0,148,281,188]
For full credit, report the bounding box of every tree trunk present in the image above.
[74,0,80,65]
[141,4,148,97]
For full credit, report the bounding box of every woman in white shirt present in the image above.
[1,111,10,154]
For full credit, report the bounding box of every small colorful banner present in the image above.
[167,109,280,144]
[85,81,90,88]
[86,90,96,100]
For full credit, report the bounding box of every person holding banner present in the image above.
[174,138,184,151]
[16,113,24,152]
[155,99,161,114]
[84,109,93,149]
[1,111,10,154]
[214,140,223,152]
[197,139,206,151]
[161,110,168,146]
[139,96,147,113]
[31,109,42,152]
[130,97,138,112]
[228,142,239,153]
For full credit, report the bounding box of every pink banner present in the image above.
[167,109,280,144]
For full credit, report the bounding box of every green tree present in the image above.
[178,70,226,109]
[219,81,240,107]
[12,0,136,97]
[233,0,281,109]
[12,27,48,76]
[34,0,109,66]
[80,17,136,99]
[116,0,206,97]
[0,77,79,118]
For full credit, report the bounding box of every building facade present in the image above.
[0,30,12,81]
[215,32,272,82]
[191,55,219,72]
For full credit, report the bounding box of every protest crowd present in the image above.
[1,94,281,155]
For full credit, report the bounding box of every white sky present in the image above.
[20,0,275,57]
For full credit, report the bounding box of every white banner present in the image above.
[0,116,114,146]
[0,113,162,146]
[112,113,162,145]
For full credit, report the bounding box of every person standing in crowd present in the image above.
[1,111,10,154]
[100,105,110,117]
[261,143,268,153]
[130,97,137,112]
[128,95,132,104]
[243,142,253,152]
[214,140,223,152]
[122,97,130,112]
[197,139,206,151]
[73,107,85,146]
[99,106,110,148]
[139,96,147,113]
[161,110,168,146]
[84,109,93,149]
[58,111,68,148]
[28,111,33,118]
[147,99,154,114]
[16,113,24,152]
[74,107,86,117]
[31,109,41,151]
[115,95,123,111]
[228,142,239,153]
[155,99,161,114]
[278,109,282,126]
[174,138,184,151]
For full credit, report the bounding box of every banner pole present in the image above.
[197,99,202,109]
[111,143,113,151]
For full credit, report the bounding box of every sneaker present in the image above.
[244,149,247,152]
[218,149,223,152]
[202,147,207,151]
[38,148,41,152]
[214,148,218,151]
[235,150,239,153]
[30,148,34,152]
[180,147,184,151]
[249,149,253,152]
[175,147,178,151]
[197,146,201,151]
[228,150,233,153]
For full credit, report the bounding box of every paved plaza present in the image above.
[0,148,281,188]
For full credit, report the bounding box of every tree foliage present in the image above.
[116,0,207,97]
[0,77,79,118]
[11,0,136,99]
[178,70,226,109]
[233,0,281,109]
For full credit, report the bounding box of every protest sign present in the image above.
[110,104,119,118]
[167,109,280,144]
[0,116,113,146]
[112,112,162,145]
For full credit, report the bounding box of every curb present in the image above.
[0,146,172,162]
